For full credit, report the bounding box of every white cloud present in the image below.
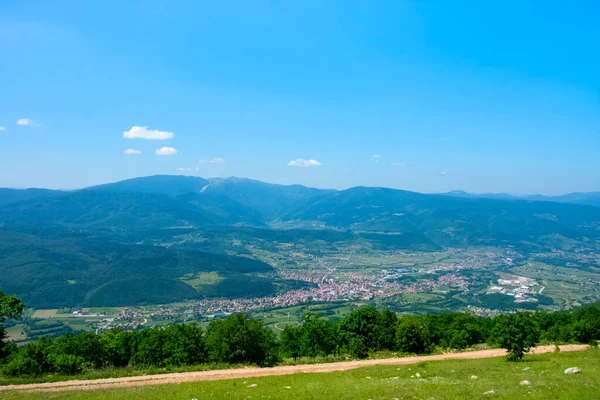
[390,162,406,167]
[198,157,225,165]
[123,126,173,140]
[372,154,381,159]
[287,158,322,168]
[155,146,177,156]
[17,118,39,126]
[176,167,192,172]
[440,171,448,176]
[124,148,142,155]
[0,126,5,131]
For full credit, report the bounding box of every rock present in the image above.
[365,376,372,380]
[284,386,291,389]
[522,367,530,371]
[415,372,421,378]
[247,384,257,388]
[484,390,495,395]
[520,380,531,386]
[471,375,478,380]
[564,367,581,374]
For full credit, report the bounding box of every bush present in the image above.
[348,336,368,359]
[50,354,86,375]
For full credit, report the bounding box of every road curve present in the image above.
[1,344,588,393]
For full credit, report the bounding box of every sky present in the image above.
[0,1,599,195]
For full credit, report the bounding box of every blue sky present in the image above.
[0,1,598,194]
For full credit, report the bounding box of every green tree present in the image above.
[205,313,278,366]
[0,290,25,359]
[376,309,398,350]
[347,336,368,359]
[396,315,432,354]
[279,325,301,360]
[339,306,380,351]
[491,312,539,361]
[297,312,337,357]
[572,307,600,343]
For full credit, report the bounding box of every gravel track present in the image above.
[1,344,587,393]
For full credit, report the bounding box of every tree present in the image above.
[396,315,432,354]
[491,312,539,361]
[572,307,600,344]
[348,336,368,359]
[0,290,25,359]
[279,325,301,361]
[339,306,380,351]
[376,310,398,351]
[205,313,278,366]
[297,312,338,357]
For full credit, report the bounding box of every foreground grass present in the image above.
[3,350,599,399]
[0,348,461,386]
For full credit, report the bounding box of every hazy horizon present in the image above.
[2,173,599,198]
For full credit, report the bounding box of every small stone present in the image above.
[365,376,372,380]
[522,367,530,371]
[410,375,415,378]
[415,372,421,378]
[247,384,257,388]
[284,386,291,389]
[520,380,531,386]
[565,367,581,374]
[484,390,495,395]
[471,375,478,380]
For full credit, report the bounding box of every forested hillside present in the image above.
[1,175,599,309]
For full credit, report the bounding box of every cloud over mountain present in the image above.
[287,158,322,168]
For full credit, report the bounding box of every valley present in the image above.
[2,175,600,344]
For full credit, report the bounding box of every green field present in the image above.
[3,350,598,400]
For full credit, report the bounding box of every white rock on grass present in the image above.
[484,390,495,395]
[471,375,478,380]
[415,372,421,378]
[564,367,581,374]
[247,384,257,388]
[284,386,291,389]
[520,380,531,386]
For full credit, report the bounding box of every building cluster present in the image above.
[488,275,541,301]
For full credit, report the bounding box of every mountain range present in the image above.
[1,175,599,308]
[1,176,600,242]
[443,190,600,208]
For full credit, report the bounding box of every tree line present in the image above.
[1,292,599,377]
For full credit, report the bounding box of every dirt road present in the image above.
[1,344,588,393]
